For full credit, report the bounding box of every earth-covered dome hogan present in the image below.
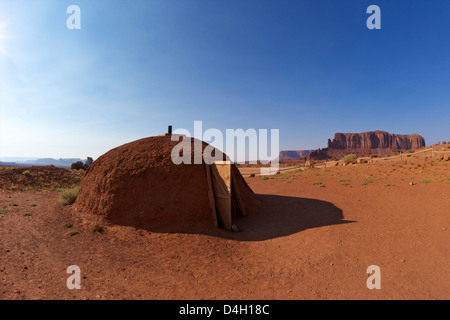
[74,135,255,231]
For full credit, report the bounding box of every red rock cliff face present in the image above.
[306,131,425,160]
[328,131,425,150]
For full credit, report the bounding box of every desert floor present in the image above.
[0,157,449,299]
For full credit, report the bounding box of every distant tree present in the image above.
[83,157,94,170]
[71,161,84,170]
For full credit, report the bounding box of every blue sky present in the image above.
[0,0,449,159]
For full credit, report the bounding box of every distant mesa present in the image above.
[279,150,315,161]
[0,158,84,168]
[305,131,426,160]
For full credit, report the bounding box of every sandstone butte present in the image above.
[305,130,426,160]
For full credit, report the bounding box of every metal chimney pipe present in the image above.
[168,125,172,135]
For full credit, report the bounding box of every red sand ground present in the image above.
[0,166,83,191]
[0,156,449,300]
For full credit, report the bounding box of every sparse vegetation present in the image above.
[10,202,18,206]
[71,157,94,170]
[71,161,85,170]
[342,154,357,164]
[421,179,432,184]
[30,203,37,207]
[64,223,73,229]
[0,165,83,191]
[0,209,9,214]
[69,230,79,236]
[24,213,32,217]
[22,170,32,176]
[59,186,81,205]
[84,157,94,170]
[92,224,104,233]
[361,179,374,185]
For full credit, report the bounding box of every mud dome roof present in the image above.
[74,135,255,231]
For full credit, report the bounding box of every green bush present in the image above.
[84,157,94,170]
[71,161,84,170]
[342,154,357,164]
[59,186,81,205]
[71,157,94,170]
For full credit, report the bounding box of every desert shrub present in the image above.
[71,161,84,170]
[84,157,94,170]
[22,170,32,176]
[59,186,81,205]
[342,154,357,164]
[71,157,94,170]
[370,154,379,158]
[407,149,415,153]
[92,224,104,233]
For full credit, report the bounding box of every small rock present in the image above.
[400,259,406,263]
[409,182,415,186]
[231,224,239,232]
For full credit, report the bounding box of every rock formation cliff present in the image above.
[305,131,425,160]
